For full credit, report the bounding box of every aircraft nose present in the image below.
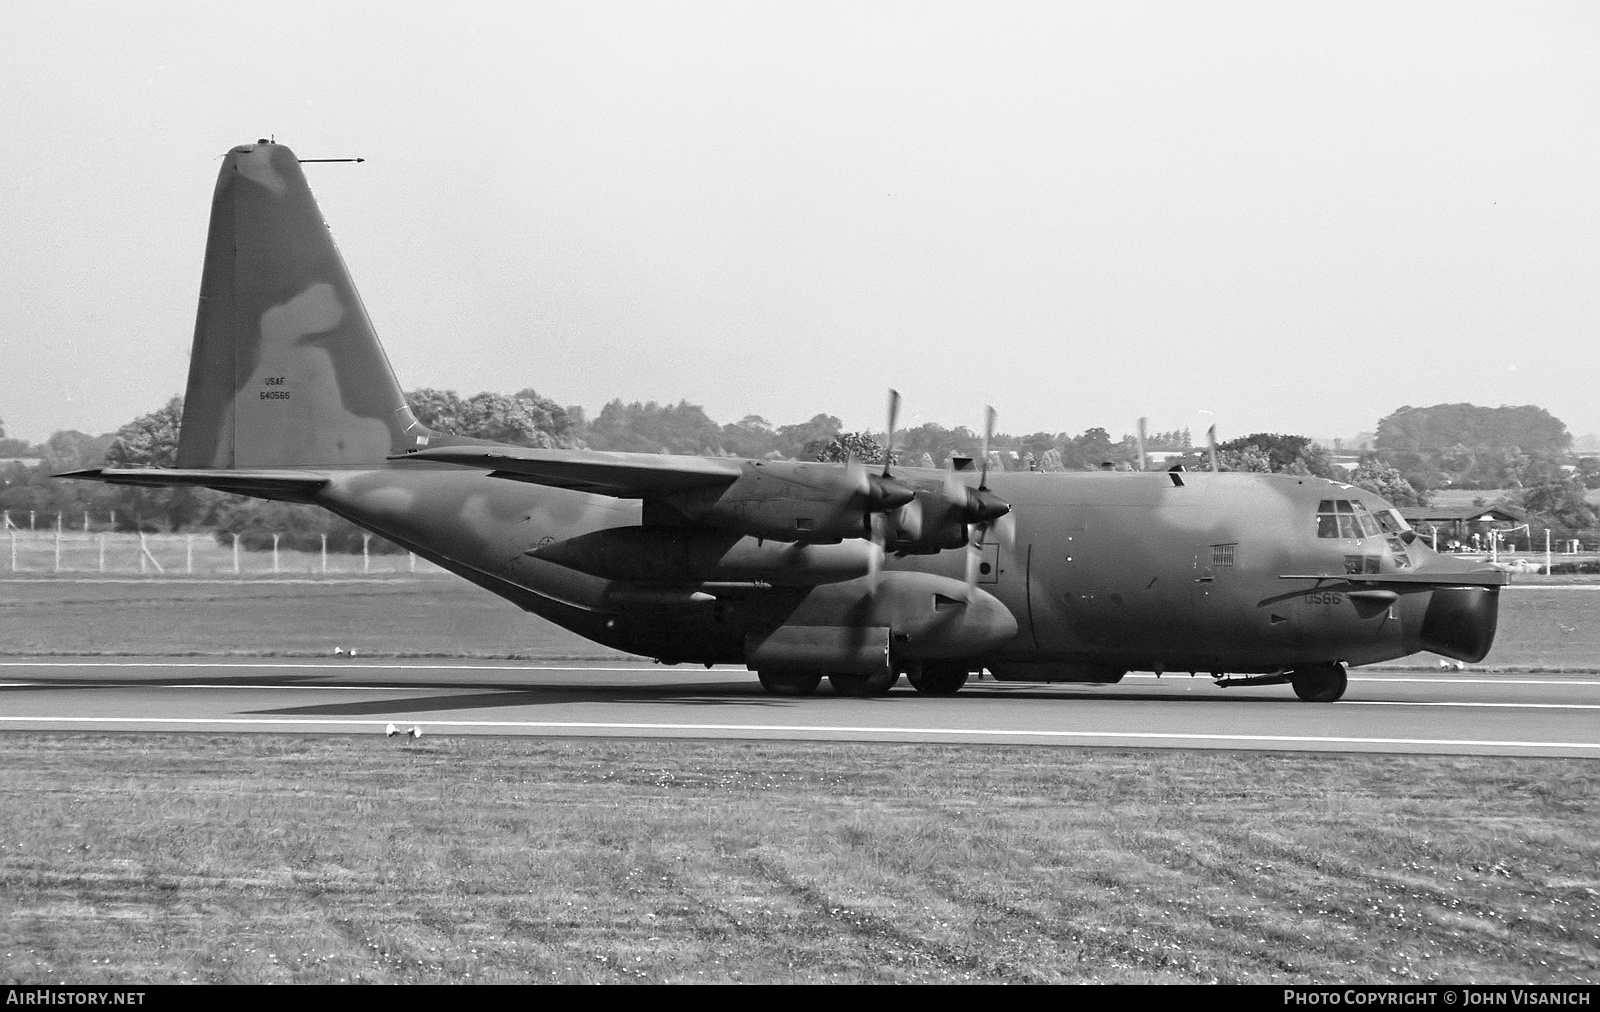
[1417,586,1500,663]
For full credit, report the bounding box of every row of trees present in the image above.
[4,395,1597,544]
[1374,403,1589,491]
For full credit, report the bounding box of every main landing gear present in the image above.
[905,662,969,696]
[756,670,822,696]
[827,668,899,697]
[756,664,974,697]
[1289,662,1348,703]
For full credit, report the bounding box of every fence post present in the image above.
[186,534,194,576]
[409,551,416,573]
[9,532,15,572]
[272,533,280,574]
[137,532,164,574]
[362,533,370,574]
[83,512,89,532]
[1545,528,1551,575]
[54,524,60,573]
[98,534,105,574]
[320,533,327,576]
[30,511,35,531]
[233,534,240,576]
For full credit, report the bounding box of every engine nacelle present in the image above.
[652,460,914,544]
[529,527,881,586]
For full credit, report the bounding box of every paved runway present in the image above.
[1,657,1598,756]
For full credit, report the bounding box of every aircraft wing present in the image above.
[56,468,329,497]
[392,446,744,498]
[1279,570,1510,587]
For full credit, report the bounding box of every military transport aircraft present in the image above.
[61,140,1507,702]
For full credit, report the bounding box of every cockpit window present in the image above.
[1316,498,1380,538]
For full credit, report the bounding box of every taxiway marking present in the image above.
[0,715,1595,751]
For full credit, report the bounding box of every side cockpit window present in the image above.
[1316,498,1381,539]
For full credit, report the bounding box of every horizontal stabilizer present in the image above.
[392,446,742,498]
[56,468,328,499]
[1279,570,1509,587]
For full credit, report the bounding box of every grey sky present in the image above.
[3,2,1596,446]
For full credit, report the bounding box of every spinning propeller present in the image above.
[942,405,1013,590]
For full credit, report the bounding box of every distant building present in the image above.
[1399,504,1525,546]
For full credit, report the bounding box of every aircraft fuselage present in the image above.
[311,462,1495,679]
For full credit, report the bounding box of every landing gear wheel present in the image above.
[906,663,969,696]
[828,668,898,697]
[1290,663,1348,702]
[757,670,822,697]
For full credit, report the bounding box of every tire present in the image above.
[1290,663,1348,702]
[906,663,969,696]
[757,670,822,697]
[829,668,898,697]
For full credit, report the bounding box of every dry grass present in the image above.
[0,736,1595,984]
[0,577,625,660]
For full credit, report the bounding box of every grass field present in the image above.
[2,574,1598,670]
[2,578,1596,985]
[0,736,1594,984]
[0,575,624,660]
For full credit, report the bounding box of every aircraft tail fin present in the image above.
[176,140,430,469]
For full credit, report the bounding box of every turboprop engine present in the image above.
[528,527,883,586]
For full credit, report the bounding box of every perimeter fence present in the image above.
[1,528,441,577]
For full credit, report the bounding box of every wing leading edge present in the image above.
[391,446,743,498]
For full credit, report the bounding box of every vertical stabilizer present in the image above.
[176,140,428,468]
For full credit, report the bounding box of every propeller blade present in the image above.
[965,539,981,589]
[867,515,884,589]
[943,459,965,504]
[1136,417,1147,472]
[994,511,1015,552]
[844,453,871,496]
[882,388,901,478]
[1207,424,1219,473]
[896,497,923,542]
[979,405,996,489]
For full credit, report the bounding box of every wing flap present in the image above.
[392,446,742,498]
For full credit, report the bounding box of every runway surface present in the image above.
[1,657,1598,756]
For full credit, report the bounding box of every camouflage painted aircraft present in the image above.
[61,141,1507,702]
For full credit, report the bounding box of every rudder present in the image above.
[177,140,429,468]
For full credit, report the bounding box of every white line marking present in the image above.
[1353,676,1600,686]
[1342,701,1600,710]
[1128,673,1600,687]
[0,716,1593,750]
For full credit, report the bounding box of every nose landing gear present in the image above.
[1289,662,1348,702]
